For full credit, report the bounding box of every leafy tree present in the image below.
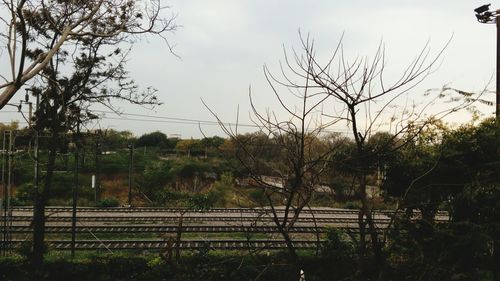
[200,136,225,156]
[0,0,176,109]
[140,160,174,198]
[135,131,173,149]
[384,118,499,280]
[169,159,212,192]
[19,1,177,267]
[101,129,134,150]
[200,136,225,149]
[175,139,204,156]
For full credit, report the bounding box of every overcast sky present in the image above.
[1,0,497,138]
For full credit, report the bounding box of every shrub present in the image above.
[96,197,120,207]
[249,188,267,205]
[187,193,216,210]
[320,228,355,261]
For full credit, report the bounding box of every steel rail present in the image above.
[7,206,449,216]
[6,215,395,224]
[8,225,371,234]
[10,206,348,213]
[6,239,325,250]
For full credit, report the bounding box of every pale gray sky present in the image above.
[1,0,497,138]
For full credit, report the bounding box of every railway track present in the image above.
[0,207,448,251]
[5,239,324,250]
[6,206,450,216]
[6,215,388,224]
[8,206,358,214]
[8,225,364,234]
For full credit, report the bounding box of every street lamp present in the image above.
[474,4,500,119]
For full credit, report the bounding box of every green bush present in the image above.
[320,228,355,261]
[343,201,360,209]
[96,197,120,207]
[187,193,216,210]
[13,183,35,205]
[248,188,267,205]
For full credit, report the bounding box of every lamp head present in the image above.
[475,4,491,14]
[476,13,489,23]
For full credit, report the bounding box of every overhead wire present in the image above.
[0,109,352,133]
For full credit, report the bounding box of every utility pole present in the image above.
[1,131,6,256]
[31,90,40,225]
[1,131,8,256]
[128,143,134,207]
[71,119,80,258]
[1,131,13,256]
[6,131,12,254]
[94,133,100,205]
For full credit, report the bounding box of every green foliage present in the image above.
[381,118,500,280]
[11,183,34,205]
[329,177,353,200]
[248,188,267,205]
[98,151,130,173]
[153,190,189,206]
[171,159,211,179]
[140,160,173,197]
[186,192,216,210]
[146,256,164,268]
[200,136,225,149]
[320,228,355,261]
[135,131,174,149]
[0,253,362,281]
[209,172,234,206]
[175,139,204,156]
[384,118,499,219]
[95,197,120,207]
[101,130,134,150]
[196,241,212,259]
[342,201,360,209]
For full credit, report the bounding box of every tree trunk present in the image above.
[31,134,57,267]
[267,194,298,260]
[175,213,183,262]
[357,181,367,280]
[280,225,298,260]
[357,174,386,280]
[494,240,500,281]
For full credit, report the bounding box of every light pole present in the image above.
[474,7,500,281]
[475,4,500,119]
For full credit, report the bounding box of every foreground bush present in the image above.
[0,252,349,281]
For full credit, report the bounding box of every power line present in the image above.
[92,110,258,128]
[0,110,352,133]
[0,109,257,128]
[93,110,352,132]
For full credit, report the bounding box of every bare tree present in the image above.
[272,34,483,279]
[0,0,176,109]
[205,44,341,259]
[208,33,481,276]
